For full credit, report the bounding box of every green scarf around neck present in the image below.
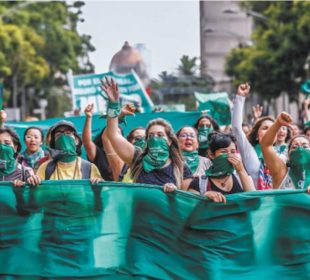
[183,150,199,174]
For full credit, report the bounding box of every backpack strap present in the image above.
[80,159,92,179]
[45,158,92,180]
[45,160,57,180]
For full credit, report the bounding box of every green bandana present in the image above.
[134,137,146,150]
[254,144,264,161]
[107,101,121,118]
[205,154,234,178]
[288,147,310,189]
[198,126,212,149]
[143,137,170,172]
[54,134,77,163]
[0,144,16,176]
[183,150,199,174]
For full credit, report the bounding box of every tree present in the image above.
[0,1,95,118]
[225,1,310,101]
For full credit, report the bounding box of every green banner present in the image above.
[195,92,231,126]
[69,70,154,113]
[0,181,309,279]
[6,111,202,152]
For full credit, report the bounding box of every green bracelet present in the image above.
[107,101,121,118]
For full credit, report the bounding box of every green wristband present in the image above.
[107,101,121,118]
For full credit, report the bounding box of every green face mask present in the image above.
[54,134,77,162]
[205,153,234,178]
[198,126,212,149]
[134,137,146,150]
[183,150,199,174]
[0,144,16,176]
[288,147,310,189]
[143,137,170,172]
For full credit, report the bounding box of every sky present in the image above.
[77,1,200,79]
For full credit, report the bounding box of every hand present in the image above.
[119,103,136,118]
[204,191,226,203]
[100,77,120,102]
[237,83,250,97]
[276,112,293,128]
[0,110,7,124]
[27,175,41,186]
[227,153,244,173]
[13,180,25,187]
[252,104,263,120]
[84,104,94,118]
[90,178,104,184]
[163,183,177,193]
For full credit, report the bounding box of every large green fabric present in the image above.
[0,181,309,279]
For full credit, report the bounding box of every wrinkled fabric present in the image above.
[0,181,310,279]
[0,144,16,176]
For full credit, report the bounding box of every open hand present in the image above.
[252,104,263,120]
[27,175,41,186]
[100,77,120,102]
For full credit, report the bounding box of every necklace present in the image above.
[56,159,79,180]
[219,175,230,187]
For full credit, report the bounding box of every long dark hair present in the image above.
[0,127,22,157]
[131,118,184,187]
[194,115,220,131]
[248,116,275,146]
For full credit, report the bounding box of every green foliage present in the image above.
[225,1,310,101]
[0,1,94,117]
[178,55,197,76]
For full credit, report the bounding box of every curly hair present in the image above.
[130,118,184,188]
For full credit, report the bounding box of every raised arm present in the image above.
[261,112,291,188]
[101,77,135,164]
[82,104,97,161]
[232,83,261,187]
[101,128,124,181]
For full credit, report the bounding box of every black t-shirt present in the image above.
[189,174,243,195]
[133,147,193,186]
[90,145,113,181]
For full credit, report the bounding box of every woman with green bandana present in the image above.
[31,120,102,183]
[194,115,220,157]
[18,127,49,172]
[261,112,310,190]
[176,126,211,176]
[0,128,33,187]
[101,77,193,192]
[188,132,255,198]
[274,125,290,159]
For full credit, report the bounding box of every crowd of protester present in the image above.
[0,78,309,203]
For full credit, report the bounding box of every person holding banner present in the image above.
[188,132,255,197]
[0,128,34,186]
[101,77,193,192]
[176,126,211,176]
[261,112,310,190]
[194,114,220,157]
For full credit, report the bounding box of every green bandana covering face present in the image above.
[198,126,212,149]
[288,147,310,189]
[205,153,234,178]
[0,144,16,176]
[54,134,77,162]
[134,137,146,150]
[143,137,170,172]
[183,150,199,174]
